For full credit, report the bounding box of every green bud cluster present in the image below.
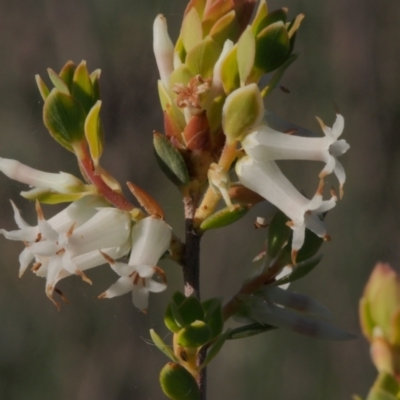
[360,263,400,393]
[151,292,226,399]
[36,60,104,163]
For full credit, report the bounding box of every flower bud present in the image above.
[222,83,264,143]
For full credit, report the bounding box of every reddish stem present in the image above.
[78,143,135,212]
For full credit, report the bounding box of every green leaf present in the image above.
[251,0,268,35]
[209,11,240,46]
[150,329,178,362]
[186,36,221,78]
[390,308,400,347]
[71,60,95,114]
[222,84,264,143]
[47,68,70,95]
[181,7,203,53]
[172,291,187,306]
[359,297,375,341]
[160,362,200,400]
[220,45,240,94]
[200,204,249,231]
[206,94,225,135]
[367,372,400,400]
[253,8,288,36]
[237,26,256,85]
[271,254,323,287]
[59,61,77,91]
[254,21,290,73]
[21,189,87,204]
[202,298,224,338]
[170,300,186,329]
[90,69,102,101]
[84,100,104,163]
[372,370,400,395]
[165,303,182,333]
[43,89,87,151]
[200,331,229,368]
[179,296,204,326]
[165,292,187,332]
[227,323,276,340]
[35,75,50,101]
[176,321,212,347]
[296,228,324,262]
[169,64,193,90]
[153,132,190,187]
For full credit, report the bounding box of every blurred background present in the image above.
[0,0,399,399]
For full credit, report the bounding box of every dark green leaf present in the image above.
[153,132,190,187]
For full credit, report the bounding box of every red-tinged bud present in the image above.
[164,110,184,144]
[234,0,257,33]
[183,111,211,152]
[127,181,165,219]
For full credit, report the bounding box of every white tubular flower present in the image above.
[242,114,349,197]
[0,197,132,308]
[153,14,175,88]
[236,157,336,262]
[100,217,172,312]
[0,157,86,193]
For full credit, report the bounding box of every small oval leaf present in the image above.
[176,321,212,347]
[160,362,200,400]
[150,329,178,362]
[84,100,104,163]
[200,204,249,231]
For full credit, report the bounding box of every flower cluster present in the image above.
[153,0,349,262]
[0,186,171,311]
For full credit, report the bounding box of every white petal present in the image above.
[236,157,309,224]
[153,15,175,88]
[131,285,149,311]
[108,261,135,277]
[68,208,131,256]
[291,224,306,252]
[332,114,344,139]
[104,276,134,298]
[243,128,330,163]
[48,195,108,232]
[45,256,69,290]
[333,160,346,188]
[129,217,171,266]
[38,218,59,242]
[30,241,60,256]
[135,264,156,278]
[10,201,31,229]
[304,213,327,238]
[73,240,131,272]
[147,279,167,293]
[330,139,350,157]
[19,247,34,277]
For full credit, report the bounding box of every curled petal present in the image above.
[0,157,84,193]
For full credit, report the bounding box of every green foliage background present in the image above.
[0,0,399,398]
